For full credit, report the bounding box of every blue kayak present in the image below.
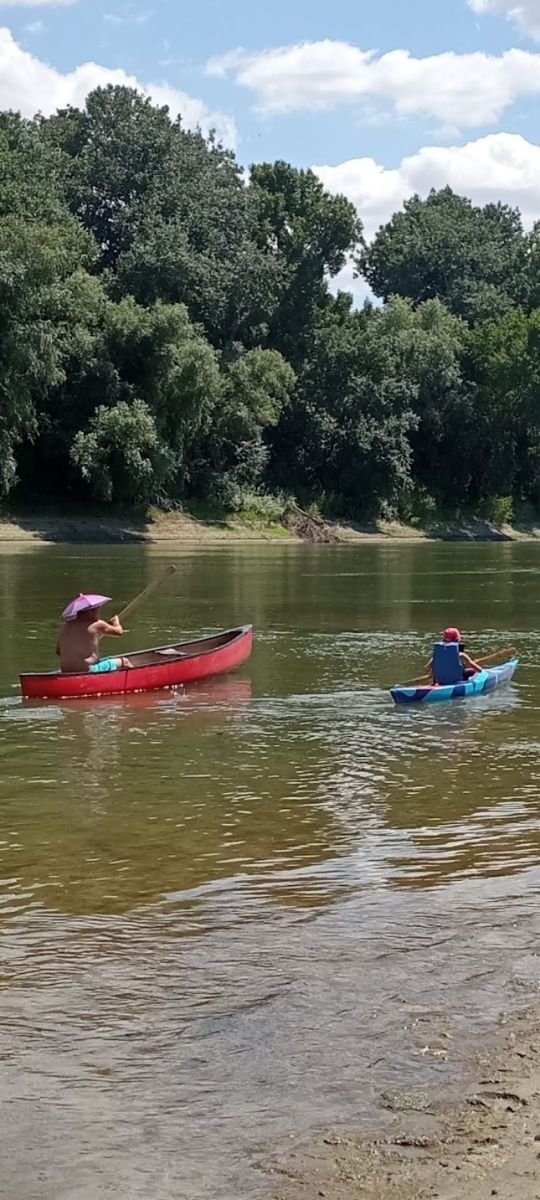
[391,658,519,706]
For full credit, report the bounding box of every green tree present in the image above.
[0,213,96,498]
[104,297,221,491]
[24,289,222,504]
[46,87,176,268]
[467,307,540,503]
[0,111,72,224]
[3,86,540,524]
[71,399,169,506]
[373,298,473,505]
[196,349,296,503]
[519,222,540,312]
[361,188,525,322]
[46,86,282,349]
[19,267,113,497]
[113,210,284,350]
[272,296,417,516]
[250,162,363,363]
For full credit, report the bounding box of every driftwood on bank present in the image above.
[282,504,341,543]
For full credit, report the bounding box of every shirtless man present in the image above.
[57,600,133,674]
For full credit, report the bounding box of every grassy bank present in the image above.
[1,506,540,545]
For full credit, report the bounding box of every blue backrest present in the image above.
[432,642,463,685]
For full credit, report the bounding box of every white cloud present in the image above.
[103,9,151,26]
[328,259,376,307]
[208,39,540,128]
[0,27,237,147]
[314,132,540,243]
[316,132,540,304]
[469,0,540,41]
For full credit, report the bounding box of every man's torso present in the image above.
[59,623,99,673]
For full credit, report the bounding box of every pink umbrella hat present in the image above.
[61,593,112,622]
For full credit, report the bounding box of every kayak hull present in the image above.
[20,625,253,700]
[391,658,518,706]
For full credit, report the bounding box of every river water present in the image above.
[0,542,539,1199]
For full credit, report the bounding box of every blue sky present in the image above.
[5,0,540,166]
[2,0,540,293]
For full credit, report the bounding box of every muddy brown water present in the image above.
[0,542,539,1199]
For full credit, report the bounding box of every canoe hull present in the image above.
[20,625,253,700]
[391,658,518,706]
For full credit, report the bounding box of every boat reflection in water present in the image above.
[14,676,254,839]
[64,674,254,716]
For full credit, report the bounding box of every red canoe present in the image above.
[20,625,253,701]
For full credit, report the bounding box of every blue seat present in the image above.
[432,642,463,685]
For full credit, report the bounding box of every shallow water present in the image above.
[0,542,539,1198]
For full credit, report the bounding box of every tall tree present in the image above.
[250,162,363,363]
[197,348,296,504]
[0,111,71,223]
[71,399,169,507]
[0,211,98,499]
[361,187,525,323]
[45,86,176,268]
[467,307,540,503]
[374,298,473,505]
[64,297,222,502]
[271,295,417,516]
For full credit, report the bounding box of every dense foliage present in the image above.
[2,86,540,521]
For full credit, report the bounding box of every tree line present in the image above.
[2,84,540,524]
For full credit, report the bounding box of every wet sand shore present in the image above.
[265,1008,540,1200]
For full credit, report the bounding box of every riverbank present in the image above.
[1,509,540,545]
[265,1007,540,1200]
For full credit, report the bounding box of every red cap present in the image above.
[443,627,461,643]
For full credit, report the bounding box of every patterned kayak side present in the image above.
[391,658,518,706]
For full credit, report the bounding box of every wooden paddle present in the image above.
[399,646,517,689]
[118,564,176,624]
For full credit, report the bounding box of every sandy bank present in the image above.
[0,511,293,545]
[1,510,540,546]
[265,1008,540,1200]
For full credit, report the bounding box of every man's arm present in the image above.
[89,616,124,638]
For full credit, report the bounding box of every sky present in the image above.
[2,0,540,300]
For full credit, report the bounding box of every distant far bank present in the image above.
[1,507,540,546]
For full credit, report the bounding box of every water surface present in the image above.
[0,542,539,1199]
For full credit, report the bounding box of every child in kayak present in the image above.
[426,628,482,685]
[57,593,133,674]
